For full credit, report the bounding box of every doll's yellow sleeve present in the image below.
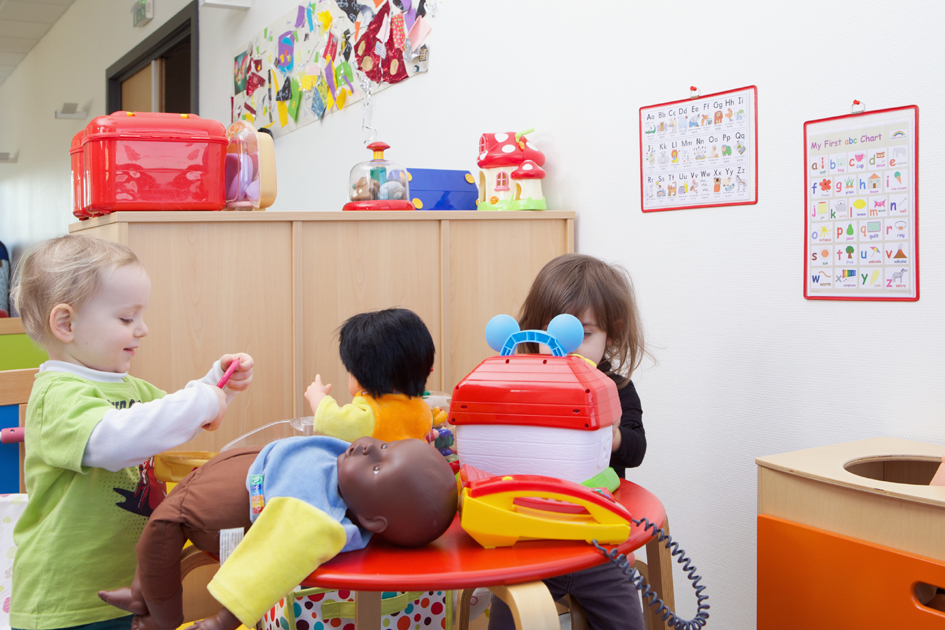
[313,395,376,442]
[207,496,347,628]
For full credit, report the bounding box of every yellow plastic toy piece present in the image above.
[460,485,630,549]
[154,451,216,483]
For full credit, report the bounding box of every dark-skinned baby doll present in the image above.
[99,436,458,630]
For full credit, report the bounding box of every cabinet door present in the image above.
[447,219,570,389]
[298,220,442,411]
[128,221,295,451]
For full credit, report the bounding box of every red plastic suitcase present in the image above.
[78,112,227,215]
[70,130,90,219]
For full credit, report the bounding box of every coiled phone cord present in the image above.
[592,517,709,630]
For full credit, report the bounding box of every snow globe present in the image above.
[343,141,413,211]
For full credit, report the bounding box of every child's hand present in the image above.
[203,388,228,431]
[305,375,332,414]
[220,353,254,391]
[611,419,623,452]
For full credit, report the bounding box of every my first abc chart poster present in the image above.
[804,106,918,301]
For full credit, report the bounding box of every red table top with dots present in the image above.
[300,479,665,591]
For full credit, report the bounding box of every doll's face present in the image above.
[336,437,456,545]
[336,437,415,522]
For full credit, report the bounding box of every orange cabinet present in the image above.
[757,438,945,628]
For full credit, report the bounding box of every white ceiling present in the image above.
[0,0,76,86]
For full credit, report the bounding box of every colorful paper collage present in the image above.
[232,0,435,138]
[639,86,757,212]
[804,106,918,301]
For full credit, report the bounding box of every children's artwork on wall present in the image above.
[232,0,435,139]
[804,105,919,301]
[639,86,758,212]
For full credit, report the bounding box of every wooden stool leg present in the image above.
[355,591,383,628]
[630,560,651,630]
[487,583,558,630]
[179,546,222,623]
[565,594,589,630]
[644,516,675,630]
[456,588,476,630]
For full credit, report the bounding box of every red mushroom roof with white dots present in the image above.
[511,160,545,180]
[477,132,546,169]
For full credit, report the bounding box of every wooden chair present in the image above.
[456,517,676,630]
[0,367,37,494]
[0,368,221,624]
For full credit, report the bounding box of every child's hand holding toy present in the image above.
[203,353,255,431]
[304,375,332,414]
[219,353,254,391]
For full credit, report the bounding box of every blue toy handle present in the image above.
[485,313,584,357]
[499,330,567,357]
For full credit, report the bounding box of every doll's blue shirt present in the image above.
[247,435,371,553]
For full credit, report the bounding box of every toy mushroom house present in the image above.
[476,129,547,211]
[449,314,622,490]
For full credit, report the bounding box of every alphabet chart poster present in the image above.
[639,86,758,212]
[804,106,919,301]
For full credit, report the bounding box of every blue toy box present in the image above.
[407,168,479,210]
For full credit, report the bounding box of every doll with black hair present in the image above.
[305,308,436,443]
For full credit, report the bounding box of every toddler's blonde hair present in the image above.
[11,235,141,346]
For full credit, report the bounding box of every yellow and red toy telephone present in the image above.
[457,465,711,629]
[458,465,633,549]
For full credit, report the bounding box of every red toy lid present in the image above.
[511,160,546,179]
[70,130,84,154]
[367,141,391,151]
[343,200,415,211]
[477,132,546,169]
[83,111,227,144]
[449,354,621,430]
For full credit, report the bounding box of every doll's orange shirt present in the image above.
[313,392,432,443]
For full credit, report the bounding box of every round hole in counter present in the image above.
[843,456,942,485]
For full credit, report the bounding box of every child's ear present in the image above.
[49,303,76,343]
[357,514,388,534]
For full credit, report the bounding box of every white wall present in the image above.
[202,3,945,625]
[4,1,945,627]
[0,0,193,257]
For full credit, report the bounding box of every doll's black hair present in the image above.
[338,308,435,398]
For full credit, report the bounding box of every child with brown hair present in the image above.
[488,252,650,630]
[10,234,254,630]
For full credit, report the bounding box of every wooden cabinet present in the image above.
[71,211,573,451]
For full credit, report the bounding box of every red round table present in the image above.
[300,479,666,629]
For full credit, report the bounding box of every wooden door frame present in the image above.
[105,2,198,115]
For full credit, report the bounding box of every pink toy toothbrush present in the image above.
[217,359,240,389]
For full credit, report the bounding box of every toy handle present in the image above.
[1,427,24,444]
[486,314,583,356]
[498,330,566,357]
[469,474,631,521]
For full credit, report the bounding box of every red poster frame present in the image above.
[638,85,758,213]
[802,105,919,302]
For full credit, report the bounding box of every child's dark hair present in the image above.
[338,308,435,398]
[518,253,647,387]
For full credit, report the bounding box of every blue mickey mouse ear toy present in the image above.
[485,313,584,356]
